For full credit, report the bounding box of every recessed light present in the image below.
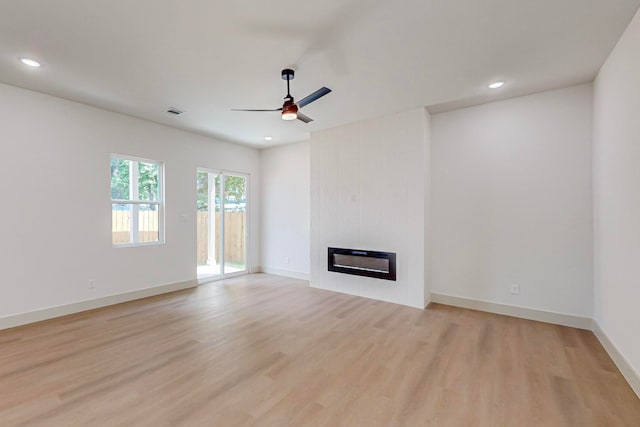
[264,136,273,141]
[19,58,41,68]
[488,81,505,89]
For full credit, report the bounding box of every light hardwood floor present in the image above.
[1,274,639,426]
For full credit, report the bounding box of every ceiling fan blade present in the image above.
[297,112,314,123]
[230,108,282,112]
[297,87,332,108]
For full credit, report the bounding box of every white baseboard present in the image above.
[0,279,198,331]
[256,266,310,281]
[430,293,592,330]
[592,320,640,399]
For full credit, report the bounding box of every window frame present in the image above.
[110,154,165,247]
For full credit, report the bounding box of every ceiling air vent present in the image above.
[165,107,184,115]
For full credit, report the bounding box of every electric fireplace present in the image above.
[328,247,396,281]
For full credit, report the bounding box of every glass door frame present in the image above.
[197,168,250,284]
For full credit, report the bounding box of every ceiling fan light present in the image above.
[282,103,298,121]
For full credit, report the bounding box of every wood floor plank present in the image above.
[0,273,638,426]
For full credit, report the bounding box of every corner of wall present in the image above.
[592,319,640,398]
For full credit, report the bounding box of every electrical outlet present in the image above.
[88,280,96,290]
[511,284,520,295]
[180,214,188,223]
[285,256,290,264]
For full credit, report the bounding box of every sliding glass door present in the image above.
[197,170,248,281]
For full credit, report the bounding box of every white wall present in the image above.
[260,142,310,279]
[0,83,260,319]
[593,9,640,383]
[310,108,430,309]
[431,84,594,317]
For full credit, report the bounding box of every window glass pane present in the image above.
[224,175,246,211]
[111,159,131,200]
[196,172,223,278]
[224,175,247,273]
[112,203,132,244]
[197,171,208,211]
[138,162,158,201]
[138,204,159,243]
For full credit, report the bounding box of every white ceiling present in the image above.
[1,0,639,148]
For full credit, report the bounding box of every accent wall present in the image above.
[310,108,431,309]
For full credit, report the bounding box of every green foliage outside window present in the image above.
[111,159,130,200]
[111,159,159,202]
[197,173,246,211]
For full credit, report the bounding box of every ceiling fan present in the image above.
[231,69,331,123]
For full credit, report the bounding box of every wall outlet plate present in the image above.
[511,284,520,295]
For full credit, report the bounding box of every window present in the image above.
[110,155,163,246]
